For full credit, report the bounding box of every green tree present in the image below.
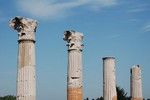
[0,97,3,100]
[116,86,130,100]
[84,97,89,100]
[0,95,16,100]
[99,96,104,100]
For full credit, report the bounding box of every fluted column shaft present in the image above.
[130,65,143,100]
[67,50,82,100]
[17,40,36,100]
[103,57,117,100]
[9,17,37,100]
[64,30,83,100]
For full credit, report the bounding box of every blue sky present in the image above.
[0,0,150,99]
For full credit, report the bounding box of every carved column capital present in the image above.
[9,16,37,41]
[63,30,83,51]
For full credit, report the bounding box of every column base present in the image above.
[112,96,117,100]
[67,88,82,100]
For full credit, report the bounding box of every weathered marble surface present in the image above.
[131,65,143,100]
[103,57,117,100]
[64,30,83,100]
[9,16,37,41]
[10,17,37,100]
[64,30,83,51]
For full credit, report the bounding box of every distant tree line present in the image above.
[1,87,149,100]
[0,95,16,100]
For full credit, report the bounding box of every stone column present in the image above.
[9,17,37,100]
[130,65,143,100]
[63,30,83,100]
[103,57,117,100]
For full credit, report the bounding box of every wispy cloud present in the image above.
[109,34,120,39]
[128,4,149,13]
[144,22,150,32]
[0,10,8,22]
[17,0,118,20]
[129,19,141,22]
[128,8,147,13]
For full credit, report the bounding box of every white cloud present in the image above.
[128,4,149,13]
[0,10,8,22]
[144,23,150,32]
[129,19,141,22]
[17,0,117,20]
[128,8,146,13]
[109,34,120,39]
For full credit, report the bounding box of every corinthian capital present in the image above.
[9,16,37,41]
[64,30,83,51]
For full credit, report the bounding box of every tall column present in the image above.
[63,30,83,100]
[130,65,143,100]
[103,57,117,100]
[9,17,37,100]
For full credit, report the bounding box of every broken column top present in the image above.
[131,65,142,79]
[63,30,83,51]
[9,16,37,41]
